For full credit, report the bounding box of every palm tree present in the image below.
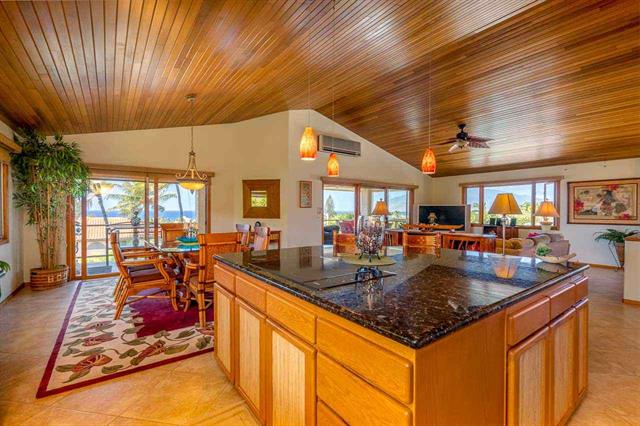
[174,183,184,220]
[107,182,175,245]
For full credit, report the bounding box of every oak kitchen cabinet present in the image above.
[212,248,589,426]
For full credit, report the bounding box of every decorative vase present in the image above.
[356,215,385,261]
[614,242,625,267]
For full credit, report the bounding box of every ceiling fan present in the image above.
[445,123,492,153]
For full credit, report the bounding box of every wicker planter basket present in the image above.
[30,265,69,291]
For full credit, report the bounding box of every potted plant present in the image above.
[594,228,640,267]
[11,129,89,290]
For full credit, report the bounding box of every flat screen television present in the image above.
[418,204,470,231]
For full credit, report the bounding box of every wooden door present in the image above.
[549,308,577,426]
[214,284,235,382]
[266,319,316,426]
[507,327,550,426]
[575,299,589,398]
[235,298,266,421]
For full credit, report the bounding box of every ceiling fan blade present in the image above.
[467,136,492,143]
[468,140,491,149]
[440,138,459,144]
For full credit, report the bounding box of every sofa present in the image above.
[496,233,570,257]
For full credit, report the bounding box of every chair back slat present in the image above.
[110,232,130,278]
[333,231,357,256]
[160,223,186,243]
[235,224,252,248]
[253,227,271,251]
[196,232,241,283]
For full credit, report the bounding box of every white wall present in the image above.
[21,110,430,277]
[286,110,429,247]
[0,120,24,302]
[428,158,640,266]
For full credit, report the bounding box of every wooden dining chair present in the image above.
[402,231,441,255]
[160,223,186,243]
[112,242,162,300]
[111,232,178,320]
[253,226,271,251]
[235,224,252,251]
[333,231,357,256]
[182,232,240,327]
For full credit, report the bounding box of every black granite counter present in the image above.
[214,246,588,349]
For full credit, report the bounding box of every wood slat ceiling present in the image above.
[0,0,637,176]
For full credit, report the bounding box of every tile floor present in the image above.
[0,268,638,425]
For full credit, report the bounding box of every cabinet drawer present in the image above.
[549,283,576,319]
[507,297,550,346]
[236,275,266,312]
[317,400,347,426]
[317,354,411,426]
[575,276,589,301]
[214,265,235,293]
[317,319,412,403]
[266,292,316,344]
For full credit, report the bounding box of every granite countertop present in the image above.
[215,246,588,349]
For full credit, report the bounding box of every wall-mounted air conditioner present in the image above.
[318,134,361,157]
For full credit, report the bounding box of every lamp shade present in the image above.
[327,153,339,177]
[299,126,317,160]
[421,148,436,175]
[535,200,559,217]
[371,199,390,216]
[488,193,522,215]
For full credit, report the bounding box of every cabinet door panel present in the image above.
[266,319,315,426]
[550,308,577,426]
[507,327,550,426]
[214,284,234,381]
[576,299,589,398]
[236,298,265,421]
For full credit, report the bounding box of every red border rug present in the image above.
[37,278,213,398]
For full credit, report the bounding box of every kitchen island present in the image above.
[213,246,589,426]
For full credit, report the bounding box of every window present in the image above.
[387,189,410,229]
[322,178,416,244]
[462,178,560,228]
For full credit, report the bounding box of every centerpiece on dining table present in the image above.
[343,199,395,266]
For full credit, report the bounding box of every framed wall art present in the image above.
[299,180,312,208]
[568,178,640,225]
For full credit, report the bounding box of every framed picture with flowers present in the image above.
[299,180,312,208]
[568,178,640,225]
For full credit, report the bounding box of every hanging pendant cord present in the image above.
[428,55,431,150]
[331,0,336,144]
[307,2,311,124]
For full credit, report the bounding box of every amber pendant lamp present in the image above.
[299,3,317,161]
[421,57,436,175]
[176,94,207,191]
[326,0,340,177]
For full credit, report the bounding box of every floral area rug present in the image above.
[37,278,213,398]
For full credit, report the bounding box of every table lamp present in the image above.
[534,200,559,232]
[371,199,390,216]
[488,193,522,256]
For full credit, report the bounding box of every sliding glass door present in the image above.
[70,173,208,280]
[323,185,356,244]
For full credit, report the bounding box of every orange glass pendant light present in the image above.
[299,126,317,160]
[421,148,436,175]
[327,153,339,177]
[421,56,436,175]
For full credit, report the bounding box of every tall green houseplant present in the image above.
[11,129,89,289]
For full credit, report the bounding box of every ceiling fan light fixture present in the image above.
[421,148,436,175]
